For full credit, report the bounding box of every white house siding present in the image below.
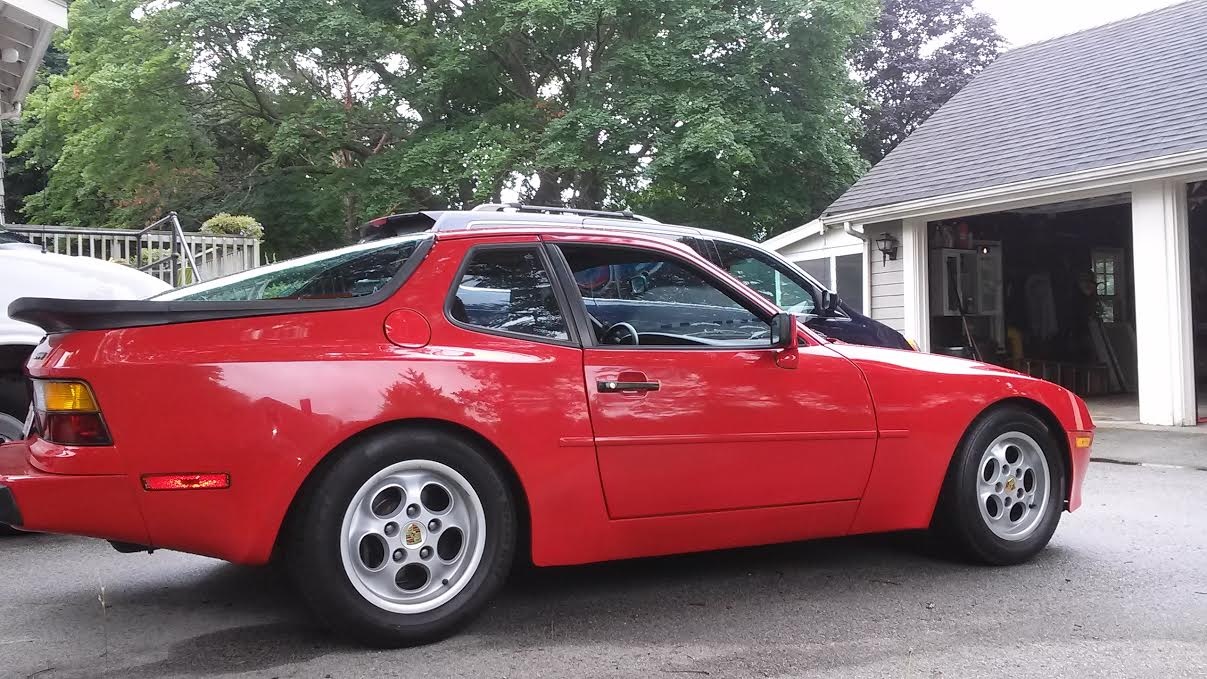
[866,220,905,332]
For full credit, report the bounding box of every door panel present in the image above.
[585,344,877,518]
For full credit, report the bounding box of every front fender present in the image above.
[830,346,1092,534]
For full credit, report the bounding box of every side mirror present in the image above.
[771,313,799,348]
[821,290,840,315]
[771,313,799,369]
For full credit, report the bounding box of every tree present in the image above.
[853,0,1003,164]
[12,0,877,255]
[3,44,68,223]
[12,0,218,230]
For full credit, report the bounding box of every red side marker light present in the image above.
[141,473,231,491]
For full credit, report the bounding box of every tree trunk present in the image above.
[531,169,565,206]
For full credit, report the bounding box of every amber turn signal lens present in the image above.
[1074,435,1093,449]
[32,380,111,445]
[36,380,99,412]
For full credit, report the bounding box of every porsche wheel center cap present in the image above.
[404,522,424,547]
[1005,477,1016,493]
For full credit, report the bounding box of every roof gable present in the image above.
[826,0,1207,216]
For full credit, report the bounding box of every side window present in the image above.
[713,241,819,315]
[451,246,569,341]
[558,244,771,347]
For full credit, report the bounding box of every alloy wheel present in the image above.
[339,459,487,614]
[975,431,1051,541]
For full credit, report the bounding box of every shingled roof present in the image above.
[825,0,1207,216]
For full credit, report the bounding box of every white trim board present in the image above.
[784,242,864,262]
[823,148,1207,226]
[762,218,823,251]
[4,0,67,27]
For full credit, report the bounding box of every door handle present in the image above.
[597,380,660,393]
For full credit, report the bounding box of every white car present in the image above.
[0,230,170,442]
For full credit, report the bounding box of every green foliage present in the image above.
[12,0,878,251]
[112,247,197,285]
[853,0,1004,163]
[12,0,216,229]
[200,213,264,238]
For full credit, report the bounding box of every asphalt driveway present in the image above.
[2,454,1205,678]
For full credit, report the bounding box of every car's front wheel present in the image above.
[286,427,517,646]
[932,406,1066,565]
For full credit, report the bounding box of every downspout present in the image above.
[842,221,867,241]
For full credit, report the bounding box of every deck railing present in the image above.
[8,223,261,285]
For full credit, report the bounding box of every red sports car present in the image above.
[0,216,1093,646]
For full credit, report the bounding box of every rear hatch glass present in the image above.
[156,236,426,302]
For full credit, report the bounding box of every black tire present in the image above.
[0,373,30,443]
[1,371,31,534]
[285,427,517,647]
[931,406,1066,565]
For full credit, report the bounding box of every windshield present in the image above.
[712,240,820,315]
[156,236,428,302]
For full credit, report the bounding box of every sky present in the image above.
[974,0,1187,47]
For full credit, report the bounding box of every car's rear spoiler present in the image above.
[7,297,361,333]
[8,238,437,333]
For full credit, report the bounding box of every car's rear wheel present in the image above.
[0,373,29,444]
[0,376,28,536]
[932,406,1066,565]
[0,412,23,444]
[286,427,516,647]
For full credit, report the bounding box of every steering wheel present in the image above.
[601,322,639,346]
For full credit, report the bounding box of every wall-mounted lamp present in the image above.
[875,232,899,265]
[1,48,20,64]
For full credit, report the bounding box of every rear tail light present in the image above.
[31,380,112,446]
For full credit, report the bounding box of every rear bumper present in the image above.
[0,440,150,544]
[1066,431,1093,512]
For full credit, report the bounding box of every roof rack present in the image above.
[471,203,660,224]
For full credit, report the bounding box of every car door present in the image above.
[546,237,878,519]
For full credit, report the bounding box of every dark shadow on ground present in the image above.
[62,530,1069,677]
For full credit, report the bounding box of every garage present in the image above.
[772,3,1207,427]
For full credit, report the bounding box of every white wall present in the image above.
[866,220,905,332]
[1131,180,1196,426]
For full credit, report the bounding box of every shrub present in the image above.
[200,213,264,239]
[123,247,171,267]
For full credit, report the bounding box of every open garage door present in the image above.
[1190,181,1207,424]
[925,197,1141,411]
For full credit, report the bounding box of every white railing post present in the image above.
[8,223,261,286]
